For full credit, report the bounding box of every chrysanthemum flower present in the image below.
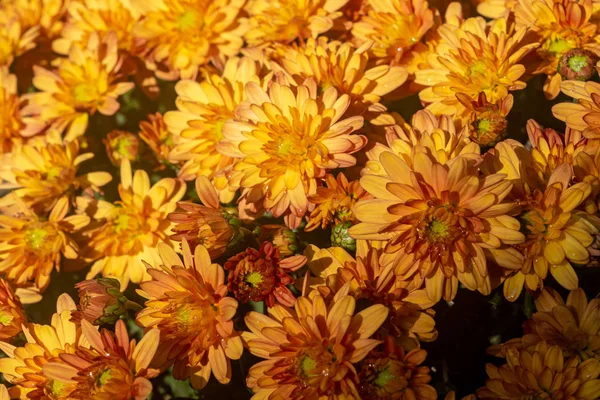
[351,150,523,302]
[515,0,600,99]
[306,173,370,231]
[79,159,185,289]
[415,17,538,119]
[43,320,160,400]
[0,67,45,154]
[218,79,366,228]
[243,292,389,399]
[169,176,238,259]
[0,8,38,67]
[0,278,27,341]
[164,56,264,202]
[304,244,437,349]
[132,0,247,79]
[139,112,176,170]
[3,0,68,40]
[224,241,306,307]
[71,277,134,325]
[503,164,596,300]
[357,336,436,400]
[477,341,600,399]
[27,32,134,140]
[244,0,347,47]
[0,195,89,292]
[553,80,600,139]
[271,37,408,113]
[136,241,243,389]
[0,294,82,399]
[0,139,111,213]
[103,130,140,166]
[456,93,512,147]
[350,0,435,67]
[474,0,516,19]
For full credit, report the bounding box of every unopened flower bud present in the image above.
[558,49,599,81]
[471,111,508,147]
[256,224,299,257]
[72,278,138,325]
[103,130,141,166]
[331,220,356,252]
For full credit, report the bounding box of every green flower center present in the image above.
[47,379,71,397]
[213,119,226,141]
[116,137,133,156]
[477,119,492,133]
[374,367,395,388]
[114,214,131,234]
[568,55,589,72]
[300,355,317,377]
[73,82,97,104]
[26,228,48,250]
[278,138,294,156]
[467,60,487,76]
[178,11,199,31]
[96,368,112,387]
[0,311,13,326]
[427,219,450,241]
[244,272,264,288]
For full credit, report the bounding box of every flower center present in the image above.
[114,213,131,234]
[45,379,74,399]
[116,137,133,156]
[426,219,450,242]
[213,119,225,141]
[277,138,294,156]
[0,311,13,326]
[568,55,588,73]
[467,60,486,76]
[477,119,491,133]
[95,368,112,387]
[374,366,395,388]
[73,82,98,105]
[244,271,264,288]
[300,355,318,378]
[26,227,49,250]
[295,347,337,384]
[178,10,200,31]
[46,166,63,180]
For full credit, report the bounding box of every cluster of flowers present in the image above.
[0,0,599,398]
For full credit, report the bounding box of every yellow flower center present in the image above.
[244,271,264,288]
[73,82,98,105]
[213,119,226,141]
[374,367,395,388]
[547,38,572,55]
[114,213,131,234]
[96,368,112,387]
[26,227,49,250]
[115,137,133,157]
[178,10,200,31]
[568,55,589,73]
[426,219,450,242]
[300,355,318,377]
[46,166,63,180]
[477,119,492,133]
[45,379,73,399]
[0,311,13,326]
[467,60,487,76]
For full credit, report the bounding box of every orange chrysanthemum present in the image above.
[351,145,523,302]
[79,160,185,289]
[0,195,89,292]
[139,112,176,170]
[244,0,348,47]
[218,79,366,228]
[103,130,140,166]
[456,93,513,147]
[415,17,538,119]
[243,292,389,399]
[357,336,436,400]
[271,37,408,113]
[477,341,600,399]
[553,80,600,140]
[132,0,247,79]
[168,176,238,259]
[515,0,600,99]
[0,294,82,400]
[0,278,27,341]
[0,139,111,213]
[164,56,265,202]
[43,320,160,400]
[136,242,243,389]
[306,173,370,231]
[351,0,435,67]
[27,33,133,140]
[0,66,44,154]
[474,0,516,19]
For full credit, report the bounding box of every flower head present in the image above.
[139,112,176,170]
[0,278,27,341]
[168,176,238,258]
[136,241,243,389]
[219,79,366,228]
[103,130,141,166]
[243,292,389,399]
[477,341,600,399]
[43,320,160,400]
[357,336,436,400]
[79,159,185,289]
[0,196,89,292]
[456,93,512,147]
[415,17,538,119]
[224,241,306,307]
[0,8,38,67]
[244,0,347,47]
[71,278,132,325]
[27,32,134,140]
[0,139,111,212]
[132,0,247,79]
[351,0,435,67]
[0,294,81,399]
[553,80,600,139]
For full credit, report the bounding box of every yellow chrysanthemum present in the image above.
[351,148,524,302]
[139,112,177,170]
[136,241,243,390]
[415,17,538,119]
[218,79,366,228]
[131,0,247,80]
[0,5,38,67]
[0,139,112,213]
[164,56,264,202]
[27,32,134,140]
[52,0,142,56]
[0,195,89,292]
[515,0,600,99]
[303,243,437,350]
[78,159,185,289]
[244,0,348,47]
[0,66,45,154]
[477,341,600,399]
[271,37,408,114]
[0,294,82,400]
[3,0,68,39]
[243,292,389,399]
[350,0,435,67]
[0,278,27,341]
[553,80,600,140]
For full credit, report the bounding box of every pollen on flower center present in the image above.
[178,11,200,31]
[374,366,395,388]
[26,227,49,250]
[0,312,13,326]
[468,60,487,76]
[45,379,72,398]
[244,271,264,288]
[426,219,450,242]
[95,368,112,387]
[300,355,318,378]
[567,55,588,73]
[73,82,98,104]
[114,213,132,234]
